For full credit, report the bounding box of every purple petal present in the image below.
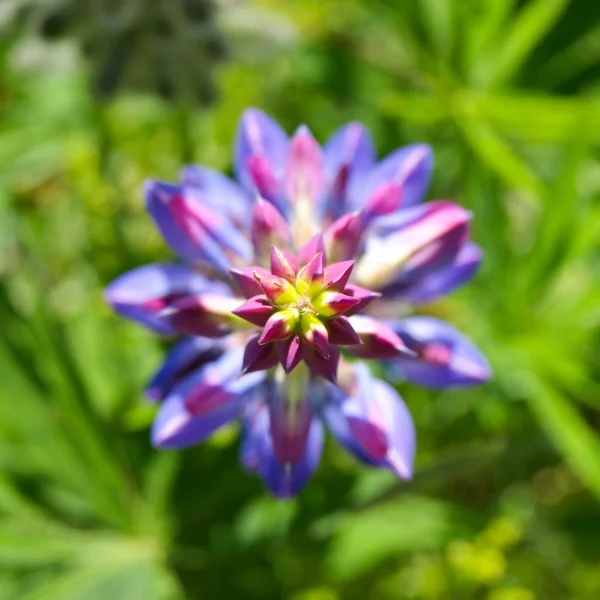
[297,234,327,268]
[323,122,376,220]
[241,399,324,498]
[232,295,274,327]
[327,316,362,346]
[163,293,240,338]
[355,201,471,290]
[146,180,252,271]
[353,143,433,212]
[230,266,272,298]
[322,362,415,478]
[324,212,365,263]
[179,165,251,223]
[277,335,303,373]
[268,386,313,464]
[242,335,279,374]
[387,316,491,388]
[322,260,355,292]
[104,263,222,334]
[145,337,225,402]
[346,316,416,360]
[251,198,292,259]
[152,348,265,448]
[385,242,482,302]
[234,108,289,211]
[284,125,324,205]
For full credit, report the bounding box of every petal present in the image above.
[387,316,492,388]
[145,337,225,402]
[386,242,482,302]
[152,348,265,448]
[270,247,298,282]
[242,335,279,374]
[179,165,251,223]
[353,143,433,212]
[303,344,340,382]
[354,201,471,290]
[322,362,415,478]
[323,122,376,220]
[268,384,314,464]
[342,284,381,316]
[234,108,289,210]
[322,260,355,292]
[104,263,221,334]
[327,316,362,346]
[251,198,292,259]
[163,293,240,337]
[258,310,298,344]
[146,180,252,271]
[297,233,327,268]
[346,316,416,359]
[284,125,324,205]
[312,291,362,318]
[324,212,365,263]
[263,417,324,498]
[230,266,272,298]
[232,295,274,327]
[241,399,325,497]
[277,335,303,373]
[372,378,415,479]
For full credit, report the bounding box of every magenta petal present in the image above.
[152,348,265,448]
[355,201,471,290]
[258,312,295,344]
[356,143,433,211]
[251,198,292,258]
[269,391,313,464]
[362,182,403,222]
[323,362,415,478]
[242,335,279,374]
[284,125,324,204]
[145,337,225,402]
[230,266,272,298]
[322,261,355,292]
[146,180,251,271]
[387,316,491,388]
[297,251,325,284]
[277,335,303,373]
[163,293,239,337]
[388,242,482,302]
[242,401,324,498]
[104,263,222,334]
[231,295,274,327]
[297,233,327,267]
[234,108,288,209]
[248,155,280,204]
[327,317,362,346]
[304,344,340,382]
[324,212,365,263]
[270,247,298,282]
[347,316,415,359]
[341,284,381,316]
[323,122,376,220]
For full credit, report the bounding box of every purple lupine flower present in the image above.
[105,108,491,498]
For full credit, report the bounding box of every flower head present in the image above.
[105,108,491,497]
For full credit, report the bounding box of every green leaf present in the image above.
[326,495,479,580]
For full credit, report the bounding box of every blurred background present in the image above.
[1,0,600,598]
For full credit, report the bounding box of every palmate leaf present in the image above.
[0,520,184,600]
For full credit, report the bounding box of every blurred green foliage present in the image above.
[1,0,600,598]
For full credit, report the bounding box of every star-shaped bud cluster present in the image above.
[231,235,379,381]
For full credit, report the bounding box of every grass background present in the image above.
[1,0,600,598]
